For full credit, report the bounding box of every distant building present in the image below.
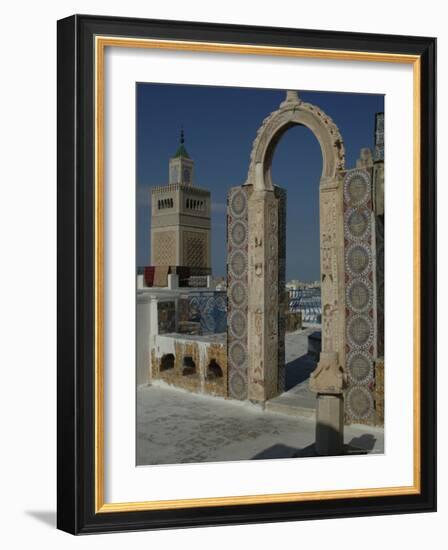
[150,130,211,275]
[285,279,320,291]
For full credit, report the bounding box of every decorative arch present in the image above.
[245,91,345,191]
[226,91,348,404]
[226,90,382,442]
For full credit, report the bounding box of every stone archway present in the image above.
[227,91,381,451]
[244,90,347,404]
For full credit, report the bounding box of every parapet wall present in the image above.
[151,334,228,398]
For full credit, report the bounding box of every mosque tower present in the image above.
[150,129,211,275]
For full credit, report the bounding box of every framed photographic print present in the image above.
[57,14,436,534]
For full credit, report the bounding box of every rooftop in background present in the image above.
[137,84,384,279]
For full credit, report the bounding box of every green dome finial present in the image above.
[173,126,190,158]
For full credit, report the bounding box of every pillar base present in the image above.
[315,394,344,456]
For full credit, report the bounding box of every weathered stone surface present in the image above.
[285,311,302,332]
[151,334,228,398]
[247,189,280,401]
[137,384,384,465]
[374,358,384,425]
[355,147,373,169]
[373,161,385,216]
[246,92,346,189]
[157,301,176,333]
[309,352,347,394]
[243,92,346,404]
[315,394,344,455]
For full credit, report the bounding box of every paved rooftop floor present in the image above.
[136,383,384,465]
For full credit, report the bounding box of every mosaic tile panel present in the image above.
[343,168,376,422]
[187,292,227,334]
[227,186,250,400]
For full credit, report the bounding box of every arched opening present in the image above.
[182,356,196,376]
[160,353,175,371]
[206,359,223,380]
[238,94,346,405]
[270,125,323,392]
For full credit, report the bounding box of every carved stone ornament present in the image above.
[309,352,347,394]
[245,91,346,189]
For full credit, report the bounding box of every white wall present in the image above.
[0,0,445,548]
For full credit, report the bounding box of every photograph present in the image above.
[135,84,385,465]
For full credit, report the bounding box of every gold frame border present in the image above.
[94,36,421,514]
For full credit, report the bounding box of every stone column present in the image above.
[247,187,279,401]
[315,393,344,455]
[309,177,347,455]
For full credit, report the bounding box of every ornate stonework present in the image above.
[246,91,346,191]
[343,167,376,422]
[242,91,347,405]
[183,231,207,268]
[227,186,250,400]
[247,189,280,401]
[320,190,341,356]
[152,231,176,266]
[150,138,211,270]
[228,91,383,439]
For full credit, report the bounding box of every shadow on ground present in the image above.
[285,353,317,390]
[251,434,377,460]
[346,433,377,452]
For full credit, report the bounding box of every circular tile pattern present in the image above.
[347,314,373,347]
[346,244,371,277]
[347,280,371,313]
[230,220,247,247]
[230,280,247,308]
[229,309,247,339]
[228,341,247,368]
[344,170,370,206]
[346,208,370,240]
[229,370,247,400]
[229,250,247,279]
[347,386,374,419]
[229,189,247,217]
[347,351,374,384]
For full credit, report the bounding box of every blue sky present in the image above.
[137,84,383,281]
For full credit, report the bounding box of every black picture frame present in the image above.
[57,14,436,534]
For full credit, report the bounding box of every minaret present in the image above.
[150,129,211,275]
[169,128,194,185]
